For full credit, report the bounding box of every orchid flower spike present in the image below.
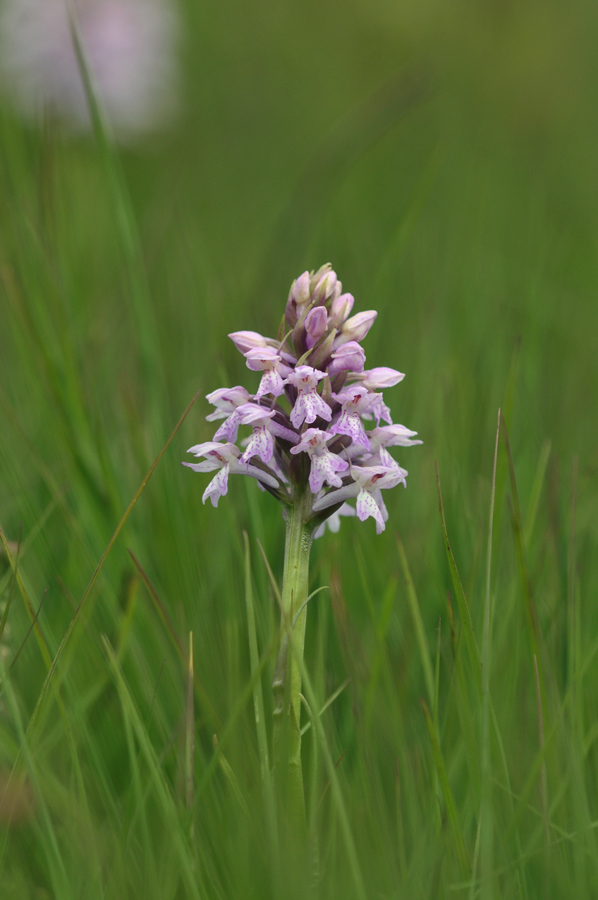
[183,264,421,535]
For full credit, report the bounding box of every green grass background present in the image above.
[1,0,598,896]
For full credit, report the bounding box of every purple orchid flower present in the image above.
[290,428,349,493]
[235,403,299,464]
[329,385,374,450]
[183,441,278,507]
[183,264,421,536]
[285,366,332,429]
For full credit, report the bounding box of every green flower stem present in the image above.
[272,489,313,835]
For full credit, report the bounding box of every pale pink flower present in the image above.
[183,442,278,507]
[312,462,405,533]
[311,268,338,304]
[236,403,298,464]
[206,386,250,422]
[207,387,252,442]
[284,270,312,325]
[244,347,291,399]
[290,428,349,493]
[329,385,374,450]
[285,366,332,428]
[350,464,406,533]
[363,392,393,426]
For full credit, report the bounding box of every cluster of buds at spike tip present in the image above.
[183,264,422,535]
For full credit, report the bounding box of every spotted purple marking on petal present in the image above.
[356,488,385,531]
[202,466,231,507]
[330,412,371,450]
[256,369,284,399]
[213,412,241,442]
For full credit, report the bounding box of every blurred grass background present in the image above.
[1,0,598,897]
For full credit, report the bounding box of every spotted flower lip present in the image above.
[329,385,375,450]
[350,464,407,534]
[290,428,349,493]
[209,387,253,442]
[235,403,299,463]
[244,347,291,399]
[285,366,332,428]
[311,462,405,533]
[363,392,393,427]
[184,264,421,534]
[236,403,299,443]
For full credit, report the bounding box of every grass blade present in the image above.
[396,534,435,708]
[435,462,481,694]
[479,409,500,899]
[421,699,471,880]
[24,390,200,737]
[243,532,278,862]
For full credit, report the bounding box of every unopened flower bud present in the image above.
[309,264,332,293]
[311,269,337,305]
[229,330,270,354]
[305,307,329,349]
[285,271,311,327]
[335,310,377,347]
[307,326,337,371]
[328,341,366,376]
[291,271,311,306]
[330,293,354,324]
[356,367,405,390]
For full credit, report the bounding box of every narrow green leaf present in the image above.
[435,462,481,693]
[243,533,278,857]
[23,390,200,738]
[397,534,435,708]
[421,699,471,880]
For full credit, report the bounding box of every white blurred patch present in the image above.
[0,0,179,139]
